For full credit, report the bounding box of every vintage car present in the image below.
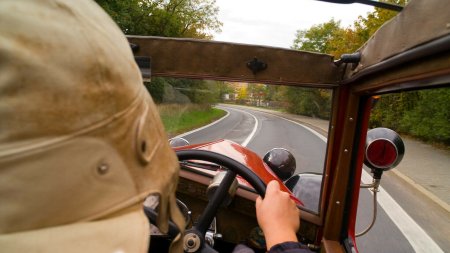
[0,0,448,252]
[126,0,450,252]
[125,0,450,252]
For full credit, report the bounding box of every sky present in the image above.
[213,0,375,49]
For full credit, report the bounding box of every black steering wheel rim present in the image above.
[176,149,267,253]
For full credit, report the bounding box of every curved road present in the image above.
[178,105,326,174]
[175,104,444,253]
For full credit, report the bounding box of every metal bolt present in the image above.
[349,117,354,122]
[344,149,348,153]
[187,239,195,247]
[97,163,109,175]
[336,201,341,205]
[184,234,200,252]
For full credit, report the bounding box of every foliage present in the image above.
[246,84,267,106]
[291,0,406,58]
[287,0,450,145]
[292,19,342,56]
[370,88,450,145]
[217,82,234,102]
[144,77,222,105]
[284,87,332,119]
[236,87,248,103]
[353,0,405,42]
[157,104,226,136]
[348,1,449,145]
[289,19,338,119]
[369,92,418,130]
[97,0,223,108]
[401,89,450,144]
[144,78,165,103]
[265,85,285,103]
[95,0,222,38]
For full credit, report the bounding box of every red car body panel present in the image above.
[174,139,303,205]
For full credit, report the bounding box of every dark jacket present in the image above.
[268,242,313,253]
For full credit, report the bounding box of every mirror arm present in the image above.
[360,178,380,188]
[356,179,381,237]
[357,128,404,237]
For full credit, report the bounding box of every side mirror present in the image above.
[357,128,405,237]
[169,137,190,147]
[263,148,296,181]
[364,127,405,179]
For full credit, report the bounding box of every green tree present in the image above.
[292,19,343,55]
[288,2,411,121]
[290,20,338,119]
[369,92,419,130]
[265,85,287,108]
[95,0,222,38]
[97,0,223,107]
[353,0,406,42]
[284,88,331,119]
[217,82,233,102]
[146,78,222,105]
[291,1,406,58]
[401,88,450,144]
[144,78,166,103]
[246,84,266,106]
[236,87,248,102]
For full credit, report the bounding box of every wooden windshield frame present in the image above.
[128,36,342,88]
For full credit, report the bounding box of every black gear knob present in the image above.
[263,148,296,181]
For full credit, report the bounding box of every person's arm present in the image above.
[255,180,312,253]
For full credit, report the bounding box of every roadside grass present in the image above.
[157,104,226,138]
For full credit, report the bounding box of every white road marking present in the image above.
[265,110,444,253]
[237,109,258,147]
[236,106,443,252]
[256,110,328,142]
[217,106,259,147]
[173,109,230,139]
[360,171,443,253]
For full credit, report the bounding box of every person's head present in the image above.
[0,0,182,251]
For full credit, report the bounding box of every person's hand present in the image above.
[255,180,300,249]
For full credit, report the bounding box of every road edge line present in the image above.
[391,170,450,213]
[361,171,444,253]
[223,107,258,147]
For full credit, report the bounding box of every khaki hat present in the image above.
[0,0,183,252]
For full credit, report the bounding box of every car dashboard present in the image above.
[174,166,319,252]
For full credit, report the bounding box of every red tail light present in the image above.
[364,128,405,171]
[366,139,398,169]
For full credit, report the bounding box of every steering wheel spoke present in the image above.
[195,170,236,234]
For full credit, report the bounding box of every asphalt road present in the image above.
[175,104,446,253]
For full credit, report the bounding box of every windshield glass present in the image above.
[148,77,332,214]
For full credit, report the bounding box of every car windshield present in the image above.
[149,77,332,213]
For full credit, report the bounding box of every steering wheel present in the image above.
[144,149,267,252]
[176,149,267,253]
